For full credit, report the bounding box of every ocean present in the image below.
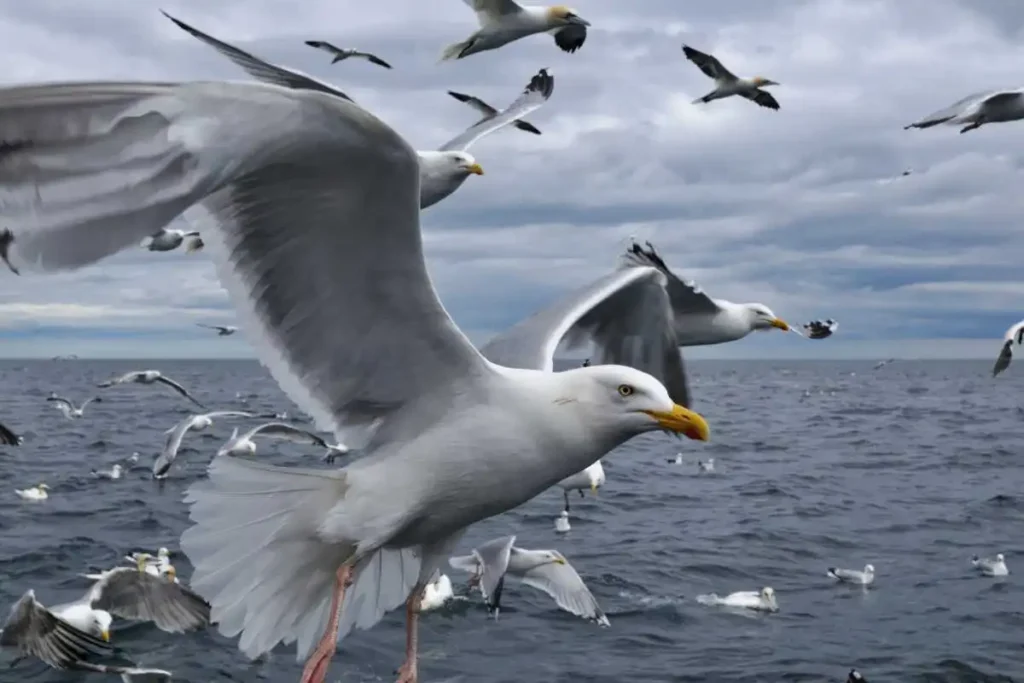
[0,358,1020,682]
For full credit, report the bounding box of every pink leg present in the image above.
[395,583,426,683]
[299,565,354,683]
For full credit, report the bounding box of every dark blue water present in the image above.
[0,359,1021,682]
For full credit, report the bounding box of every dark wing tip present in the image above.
[527,68,555,99]
[0,228,19,275]
[159,9,190,31]
[448,90,471,102]
[305,40,324,48]
[514,120,542,135]
[554,25,586,53]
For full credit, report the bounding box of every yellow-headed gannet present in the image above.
[304,40,392,69]
[441,1,590,61]
[681,45,780,110]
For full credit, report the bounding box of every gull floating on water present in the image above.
[447,88,542,136]
[0,589,112,670]
[141,228,200,252]
[153,411,254,479]
[125,549,177,582]
[97,370,206,409]
[555,460,604,512]
[697,586,779,612]
[905,89,1024,134]
[15,483,49,501]
[847,670,868,683]
[802,318,838,340]
[698,457,714,473]
[667,452,683,464]
[622,240,791,345]
[196,323,237,336]
[215,422,342,461]
[440,1,590,61]
[47,394,102,419]
[91,464,123,480]
[827,564,875,586]
[419,572,454,612]
[0,76,709,683]
[681,45,780,110]
[992,320,1024,378]
[554,509,570,533]
[450,535,609,625]
[304,40,392,69]
[972,553,1009,577]
[0,420,22,445]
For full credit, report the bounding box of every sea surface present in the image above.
[0,358,1021,683]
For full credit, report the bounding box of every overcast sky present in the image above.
[2,0,1024,359]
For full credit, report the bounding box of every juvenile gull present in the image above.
[681,45,780,110]
[992,319,1024,377]
[304,40,392,69]
[555,459,604,512]
[142,228,199,252]
[827,564,874,586]
[0,77,709,683]
[47,393,102,419]
[97,370,206,410]
[904,89,1024,134]
[696,587,778,612]
[153,411,254,479]
[447,88,542,135]
[972,553,1009,577]
[449,535,609,625]
[196,323,237,336]
[441,1,590,61]
[0,420,22,445]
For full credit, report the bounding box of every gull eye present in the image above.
[617,384,634,397]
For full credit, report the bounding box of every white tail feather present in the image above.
[329,547,420,652]
[440,39,473,61]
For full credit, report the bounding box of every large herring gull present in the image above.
[441,1,590,61]
[153,411,255,479]
[160,12,555,210]
[904,89,1024,134]
[681,45,781,110]
[0,77,709,683]
[992,319,1024,377]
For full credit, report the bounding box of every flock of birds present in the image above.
[0,2,1019,682]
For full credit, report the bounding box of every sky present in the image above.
[2,0,1024,359]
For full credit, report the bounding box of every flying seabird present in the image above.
[801,318,838,340]
[681,44,780,110]
[196,323,237,336]
[0,420,22,445]
[304,40,392,69]
[992,320,1024,377]
[97,370,206,409]
[448,89,541,135]
[0,590,111,670]
[873,358,895,371]
[141,228,200,252]
[216,422,342,460]
[440,1,590,61]
[449,535,609,625]
[905,89,1024,134]
[47,394,102,419]
[153,411,254,479]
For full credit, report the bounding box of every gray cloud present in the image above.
[1,0,1023,359]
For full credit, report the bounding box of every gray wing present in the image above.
[621,241,722,315]
[828,567,861,582]
[244,422,329,448]
[472,535,516,604]
[153,416,198,477]
[481,266,691,408]
[153,375,206,409]
[517,554,609,626]
[439,68,554,151]
[46,396,74,410]
[681,45,736,82]
[448,90,498,117]
[0,590,111,669]
[740,89,780,110]
[553,24,587,54]
[904,91,993,129]
[87,568,211,633]
[0,420,20,445]
[993,340,1013,378]
[353,51,393,69]
[163,12,353,102]
[97,372,142,388]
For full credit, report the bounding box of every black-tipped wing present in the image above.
[0,420,20,445]
[448,90,498,116]
[513,119,542,135]
[0,591,111,670]
[993,340,1013,378]
[154,375,206,409]
[553,24,587,53]
[740,88,780,110]
[621,241,721,315]
[439,68,554,151]
[682,45,736,82]
[246,422,330,448]
[354,51,392,69]
[87,569,211,633]
[517,555,609,626]
[46,396,74,410]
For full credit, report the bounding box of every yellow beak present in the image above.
[590,482,599,494]
[101,629,110,642]
[555,557,567,565]
[770,318,790,331]
[642,405,710,441]
[466,163,484,176]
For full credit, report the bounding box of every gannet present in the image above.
[305,41,392,69]
[440,1,590,61]
[682,45,780,110]
[46,394,102,419]
[15,484,49,501]
[905,89,1024,134]
[992,320,1024,377]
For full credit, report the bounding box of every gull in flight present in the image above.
[681,45,780,110]
[905,89,1024,134]
[827,564,875,586]
[992,320,1024,377]
[153,411,255,478]
[441,1,590,61]
[0,589,112,670]
[304,40,392,69]
[0,420,22,445]
[141,227,200,252]
[47,393,102,419]
[555,460,604,512]
[450,535,609,625]
[622,241,791,345]
[447,89,542,135]
[0,75,709,683]
[15,483,49,501]
[216,422,342,461]
[196,323,237,336]
[972,553,1009,577]
[97,370,206,409]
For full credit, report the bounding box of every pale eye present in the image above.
[617,384,634,397]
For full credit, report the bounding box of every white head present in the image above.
[760,586,777,605]
[545,6,590,27]
[558,509,569,519]
[863,564,875,574]
[996,553,1005,562]
[36,483,49,490]
[111,464,123,475]
[158,547,170,559]
[743,303,790,332]
[751,76,780,88]
[93,610,113,641]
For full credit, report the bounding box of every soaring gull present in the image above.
[142,228,199,252]
[0,77,709,683]
[449,535,609,625]
[304,40,392,69]
[0,590,112,670]
[153,411,255,479]
[448,88,542,135]
[441,1,590,61]
[215,422,342,460]
[905,89,1024,134]
[681,45,781,110]
[196,323,237,336]
[47,393,102,419]
[992,320,1024,377]
[97,370,206,409]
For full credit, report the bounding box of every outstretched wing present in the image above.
[154,375,207,410]
[46,396,74,411]
[620,241,722,315]
[439,68,554,151]
[472,535,516,605]
[245,422,329,448]
[681,45,736,82]
[447,90,498,117]
[0,590,111,669]
[993,339,1013,378]
[740,88,780,110]
[517,553,609,625]
[87,568,211,633]
[904,91,992,129]
[354,51,393,69]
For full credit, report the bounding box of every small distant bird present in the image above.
[827,564,875,586]
[304,40,392,69]
[450,535,609,625]
[801,318,838,340]
[904,89,1024,134]
[848,668,868,682]
[447,89,541,135]
[127,452,140,464]
[0,420,22,446]
[153,411,254,479]
[682,44,780,110]
[872,358,895,371]
[972,553,1009,577]
[97,370,206,409]
[556,459,604,512]
[185,235,204,253]
[196,323,238,336]
[901,169,912,177]
[554,509,570,533]
[0,589,112,671]
[440,1,591,61]
[15,484,49,501]
[322,443,351,464]
[667,452,683,465]
[419,572,454,612]
[581,357,590,367]
[47,394,101,419]
[698,458,715,473]
[992,320,1024,377]
[141,228,200,252]
[91,464,123,481]
[216,422,341,459]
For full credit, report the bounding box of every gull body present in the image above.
[91,464,123,480]
[304,40,392,69]
[992,320,1024,377]
[698,457,714,473]
[555,459,604,512]
[15,484,49,501]
[699,587,778,612]
[827,564,874,586]
[681,45,780,110]
[0,76,709,683]
[440,1,591,61]
[905,89,1024,134]
[0,590,112,671]
[142,228,199,252]
[153,411,255,478]
[554,509,570,533]
[47,394,101,419]
[972,553,1009,577]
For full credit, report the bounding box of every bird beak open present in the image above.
[770,318,790,331]
[643,405,710,441]
[466,163,484,176]
[101,629,110,642]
